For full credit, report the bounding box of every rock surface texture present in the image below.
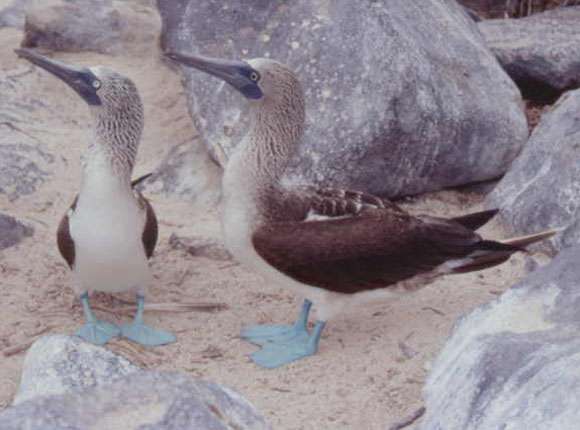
[479,7,580,102]
[2,335,270,429]
[420,245,580,430]
[0,212,32,250]
[0,0,29,29]
[0,71,54,201]
[158,0,527,197]
[487,89,580,253]
[14,335,139,404]
[21,0,159,55]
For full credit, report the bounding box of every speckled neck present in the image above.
[223,83,306,207]
[80,101,144,191]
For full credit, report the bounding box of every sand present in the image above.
[0,12,549,430]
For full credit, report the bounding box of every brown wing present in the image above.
[294,185,404,219]
[138,192,158,259]
[252,209,496,294]
[131,174,157,258]
[57,198,77,269]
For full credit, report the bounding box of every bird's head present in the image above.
[15,48,144,173]
[15,48,142,119]
[165,51,302,108]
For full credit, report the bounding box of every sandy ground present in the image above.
[0,13,550,430]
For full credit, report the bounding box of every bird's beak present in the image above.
[14,48,102,106]
[165,51,263,100]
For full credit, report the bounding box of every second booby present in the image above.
[16,48,175,347]
[167,51,557,368]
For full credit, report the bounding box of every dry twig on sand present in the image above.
[92,301,227,316]
[114,301,228,315]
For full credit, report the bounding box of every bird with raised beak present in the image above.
[16,48,176,347]
[167,51,557,369]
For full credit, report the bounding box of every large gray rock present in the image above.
[14,335,139,404]
[420,245,580,430]
[3,372,271,430]
[4,335,270,429]
[479,7,580,102]
[487,89,580,253]
[0,212,33,250]
[158,0,527,198]
[21,0,158,55]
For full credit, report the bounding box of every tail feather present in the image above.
[451,209,499,231]
[499,228,561,248]
[450,228,561,275]
[451,254,511,274]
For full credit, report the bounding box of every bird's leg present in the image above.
[120,294,176,346]
[251,320,327,369]
[241,299,312,346]
[76,292,120,345]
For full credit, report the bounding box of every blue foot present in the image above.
[241,299,312,346]
[121,322,176,346]
[76,320,120,345]
[250,321,326,369]
[121,294,176,347]
[76,292,120,345]
[241,324,309,346]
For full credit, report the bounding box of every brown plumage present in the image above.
[253,189,519,294]
[57,175,158,268]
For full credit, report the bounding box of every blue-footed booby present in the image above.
[16,48,176,347]
[167,51,557,368]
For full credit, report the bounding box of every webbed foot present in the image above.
[250,321,326,369]
[241,299,312,346]
[121,294,176,346]
[121,322,176,346]
[76,320,120,345]
[76,292,120,345]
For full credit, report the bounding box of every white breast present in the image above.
[69,179,150,295]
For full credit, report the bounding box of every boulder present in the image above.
[3,371,271,430]
[479,7,580,102]
[158,0,527,198]
[0,213,33,250]
[487,88,580,253]
[14,335,139,404]
[3,335,271,429]
[420,245,580,430]
[21,0,159,55]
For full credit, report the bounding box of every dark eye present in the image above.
[92,80,101,89]
[249,71,260,82]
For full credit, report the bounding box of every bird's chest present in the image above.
[69,193,145,260]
